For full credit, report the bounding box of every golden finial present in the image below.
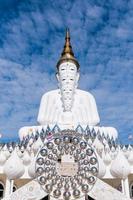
[56,28,80,70]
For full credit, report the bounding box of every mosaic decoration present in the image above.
[35,130,99,200]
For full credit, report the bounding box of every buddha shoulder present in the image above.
[41,89,60,100]
[76,89,96,101]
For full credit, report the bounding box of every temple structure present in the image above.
[0,29,132,200]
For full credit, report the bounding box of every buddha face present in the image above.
[56,62,79,111]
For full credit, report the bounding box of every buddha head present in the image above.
[56,29,80,111]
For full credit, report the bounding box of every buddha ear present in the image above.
[56,72,59,81]
[76,71,80,83]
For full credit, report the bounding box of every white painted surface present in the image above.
[4,177,131,200]
[37,89,100,127]
[89,178,131,200]
[3,180,47,200]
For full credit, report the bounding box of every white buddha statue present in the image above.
[19,29,118,140]
[37,29,100,129]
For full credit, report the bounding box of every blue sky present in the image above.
[0,0,133,143]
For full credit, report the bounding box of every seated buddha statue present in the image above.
[37,29,100,129]
[19,29,118,140]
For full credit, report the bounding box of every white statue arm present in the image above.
[37,94,49,125]
[37,91,59,125]
[90,94,100,125]
[86,93,100,125]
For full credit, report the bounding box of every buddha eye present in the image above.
[70,79,73,81]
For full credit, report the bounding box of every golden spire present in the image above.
[56,28,80,70]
